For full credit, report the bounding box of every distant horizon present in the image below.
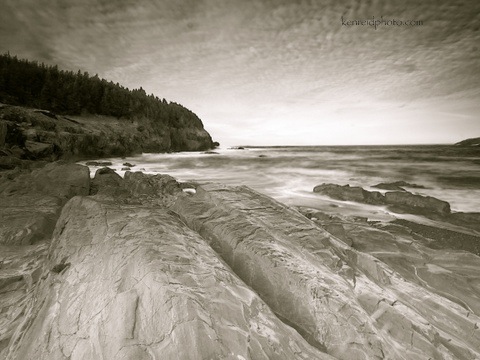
[223,140,472,148]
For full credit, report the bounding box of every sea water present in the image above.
[83,145,480,214]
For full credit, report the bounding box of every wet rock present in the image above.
[4,196,330,360]
[392,218,480,255]
[85,160,112,166]
[314,183,452,217]
[313,183,385,205]
[384,191,450,215]
[447,212,480,232]
[373,181,426,191]
[122,162,135,167]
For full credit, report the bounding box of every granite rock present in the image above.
[171,184,480,359]
[4,196,331,360]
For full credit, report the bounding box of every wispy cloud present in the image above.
[1,0,479,145]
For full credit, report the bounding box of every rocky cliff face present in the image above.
[1,163,480,359]
[0,104,214,166]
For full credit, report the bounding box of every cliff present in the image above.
[0,53,215,161]
[1,163,479,359]
[0,103,214,165]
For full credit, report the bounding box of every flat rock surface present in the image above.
[2,165,480,359]
[171,183,480,360]
[4,196,329,360]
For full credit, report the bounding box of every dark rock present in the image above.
[313,183,385,205]
[314,183,452,217]
[0,121,6,147]
[446,212,480,232]
[314,183,365,202]
[373,183,406,191]
[5,123,26,148]
[33,109,58,119]
[454,137,480,147]
[0,156,22,170]
[85,161,113,166]
[373,181,426,191]
[122,162,135,167]
[384,191,450,215]
[25,140,54,159]
[203,151,219,154]
[90,167,124,196]
[258,154,268,158]
[121,167,130,170]
[212,141,220,147]
[392,219,480,255]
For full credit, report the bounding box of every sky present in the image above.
[1,0,479,146]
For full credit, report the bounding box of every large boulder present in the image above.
[3,196,330,360]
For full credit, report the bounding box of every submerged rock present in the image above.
[85,161,112,166]
[373,181,426,191]
[314,183,451,216]
[313,183,384,205]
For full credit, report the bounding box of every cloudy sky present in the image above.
[1,0,479,145]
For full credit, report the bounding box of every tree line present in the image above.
[0,53,203,128]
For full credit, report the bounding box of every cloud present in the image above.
[1,0,479,145]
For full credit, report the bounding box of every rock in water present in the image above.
[384,191,451,215]
[4,196,330,360]
[171,183,480,359]
[313,183,451,216]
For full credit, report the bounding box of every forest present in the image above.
[0,53,202,128]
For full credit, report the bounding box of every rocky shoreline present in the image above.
[0,103,214,171]
[1,161,480,359]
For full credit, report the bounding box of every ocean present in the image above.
[83,145,480,216]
